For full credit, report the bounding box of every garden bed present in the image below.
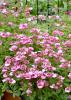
[0,0,71,100]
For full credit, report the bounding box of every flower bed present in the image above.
[0,1,71,100]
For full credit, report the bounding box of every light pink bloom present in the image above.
[4,59,11,67]
[37,80,47,89]
[26,88,32,96]
[2,78,10,83]
[2,9,8,14]
[65,87,71,93]
[19,23,28,30]
[68,72,71,80]
[3,73,7,78]
[59,61,70,68]
[0,32,11,38]
[55,15,60,19]
[9,45,18,51]
[64,40,71,47]
[30,28,40,34]
[2,67,8,73]
[2,77,16,84]
[8,22,14,27]
[34,57,42,64]
[27,16,36,21]
[53,30,64,36]
[9,78,16,84]
[38,15,46,21]
[68,34,71,38]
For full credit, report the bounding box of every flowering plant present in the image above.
[1,24,71,99]
[0,1,71,100]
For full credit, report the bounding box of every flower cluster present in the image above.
[64,34,71,48]
[38,15,46,21]
[0,32,12,38]
[2,27,71,95]
[53,30,64,36]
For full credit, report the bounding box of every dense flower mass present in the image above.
[0,1,71,99]
[2,27,71,95]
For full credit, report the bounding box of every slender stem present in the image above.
[47,0,49,32]
[26,0,27,5]
[58,0,59,15]
[37,0,38,23]
[47,0,49,17]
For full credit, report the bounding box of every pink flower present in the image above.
[23,73,31,80]
[64,40,71,47]
[53,30,64,36]
[37,80,47,89]
[0,32,7,38]
[3,73,7,78]
[68,72,71,80]
[65,86,71,93]
[55,15,60,19]
[50,83,61,90]
[8,22,14,27]
[9,78,16,84]
[2,67,8,73]
[59,57,66,63]
[2,77,16,84]
[6,32,12,37]
[30,28,40,34]
[26,88,32,96]
[38,15,46,21]
[40,71,46,79]
[9,45,18,51]
[48,16,53,19]
[55,43,60,48]
[2,9,8,14]
[59,61,70,68]
[4,59,11,67]
[0,32,11,38]
[27,16,36,21]
[68,34,71,38]
[52,73,58,78]
[57,49,63,56]
[19,23,28,30]
[58,76,65,81]
[34,57,42,64]
[15,55,24,61]
[65,11,71,15]
[13,12,19,17]
[2,78,10,83]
